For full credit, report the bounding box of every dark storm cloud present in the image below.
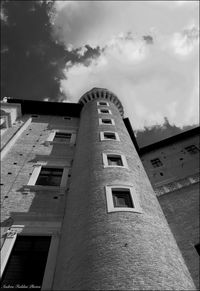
[1,0,67,101]
[1,1,99,102]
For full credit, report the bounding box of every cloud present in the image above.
[171,25,199,56]
[58,26,198,130]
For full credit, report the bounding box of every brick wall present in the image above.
[53,97,195,290]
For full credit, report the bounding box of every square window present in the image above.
[112,189,134,208]
[99,118,115,125]
[53,132,72,143]
[98,108,112,114]
[105,185,142,213]
[107,155,123,166]
[185,145,199,155]
[151,158,163,168]
[100,131,120,141]
[103,153,128,168]
[35,167,63,186]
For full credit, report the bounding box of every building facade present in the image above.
[0,88,199,290]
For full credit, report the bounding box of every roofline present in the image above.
[6,98,83,117]
[139,126,200,155]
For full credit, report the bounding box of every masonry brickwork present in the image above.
[0,89,199,290]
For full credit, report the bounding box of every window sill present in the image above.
[24,185,66,192]
[108,207,142,213]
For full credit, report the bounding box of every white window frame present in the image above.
[97,101,109,106]
[97,108,112,115]
[100,131,120,141]
[105,185,142,213]
[27,164,69,189]
[99,118,115,126]
[0,229,17,278]
[45,130,76,146]
[102,153,128,169]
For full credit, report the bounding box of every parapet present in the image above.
[79,87,124,117]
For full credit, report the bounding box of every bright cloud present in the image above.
[50,1,199,130]
[171,25,199,56]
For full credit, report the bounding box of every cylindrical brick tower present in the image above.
[53,88,195,290]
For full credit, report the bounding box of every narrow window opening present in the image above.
[63,117,71,120]
[112,189,134,208]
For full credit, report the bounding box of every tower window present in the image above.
[98,108,112,114]
[1,236,51,289]
[107,155,123,166]
[99,118,115,125]
[100,131,120,141]
[35,167,63,186]
[112,189,134,208]
[103,153,128,168]
[151,158,163,168]
[97,101,109,106]
[104,132,116,140]
[53,132,72,143]
[185,145,199,155]
[105,185,142,213]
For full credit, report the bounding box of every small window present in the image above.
[185,145,199,155]
[99,118,115,125]
[98,108,112,114]
[112,189,134,208]
[151,158,163,168]
[195,243,200,256]
[105,185,142,213]
[31,115,39,118]
[97,101,109,106]
[100,131,120,141]
[53,132,72,143]
[103,153,128,168]
[1,236,51,289]
[63,117,71,120]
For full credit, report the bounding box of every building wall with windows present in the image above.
[139,129,199,287]
[0,89,199,290]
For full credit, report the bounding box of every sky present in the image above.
[1,0,199,144]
